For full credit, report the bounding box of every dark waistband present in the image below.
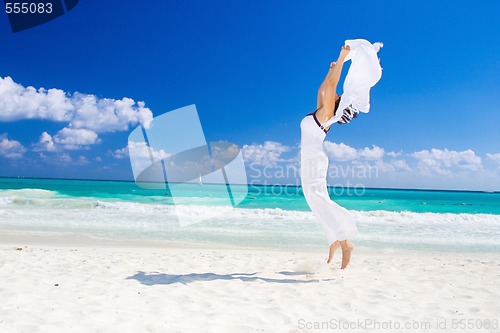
[306,109,328,134]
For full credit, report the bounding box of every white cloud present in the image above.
[487,153,500,171]
[360,145,385,160]
[0,77,72,122]
[387,151,402,158]
[37,151,89,166]
[113,141,170,161]
[69,94,152,133]
[411,148,482,175]
[323,142,357,161]
[0,75,154,152]
[486,153,500,163]
[0,133,26,159]
[242,141,291,167]
[37,132,57,152]
[392,159,411,171]
[53,128,100,149]
[112,146,129,159]
[353,159,412,174]
[33,128,100,151]
[323,142,385,161]
[0,76,152,132]
[125,141,172,177]
[241,140,497,190]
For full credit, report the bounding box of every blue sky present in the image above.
[1,0,499,190]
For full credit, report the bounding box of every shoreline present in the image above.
[2,230,499,259]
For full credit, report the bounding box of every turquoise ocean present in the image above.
[1,177,499,252]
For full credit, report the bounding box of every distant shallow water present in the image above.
[1,177,499,252]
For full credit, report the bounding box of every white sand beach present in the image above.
[1,233,500,333]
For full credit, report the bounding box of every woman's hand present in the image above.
[339,45,350,59]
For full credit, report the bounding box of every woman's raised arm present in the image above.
[316,46,350,124]
[317,62,336,109]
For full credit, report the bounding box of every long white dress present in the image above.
[300,112,358,244]
[300,39,382,243]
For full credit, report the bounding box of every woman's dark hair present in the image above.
[336,96,358,125]
[333,95,342,116]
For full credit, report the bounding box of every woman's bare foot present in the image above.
[326,241,340,264]
[339,240,354,269]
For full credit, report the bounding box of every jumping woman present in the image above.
[300,40,383,269]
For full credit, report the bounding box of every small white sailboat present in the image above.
[197,174,202,186]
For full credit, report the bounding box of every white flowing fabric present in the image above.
[323,39,383,127]
[300,114,358,244]
[299,38,381,243]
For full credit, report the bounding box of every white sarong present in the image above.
[323,39,383,127]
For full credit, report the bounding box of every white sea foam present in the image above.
[1,188,499,251]
[1,189,499,225]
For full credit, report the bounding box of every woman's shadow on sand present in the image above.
[127,271,333,285]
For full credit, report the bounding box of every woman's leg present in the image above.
[327,240,340,264]
[327,239,354,269]
[339,240,354,269]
